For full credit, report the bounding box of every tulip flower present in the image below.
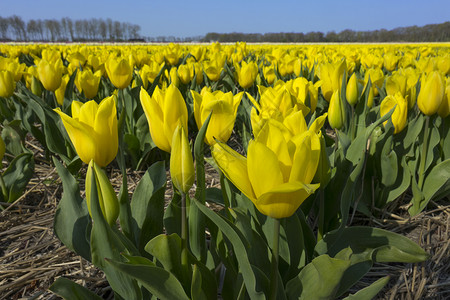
[0,70,15,98]
[346,73,360,106]
[170,124,195,194]
[55,75,70,106]
[317,60,347,102]
[76,69,102,99]
[363,68,384,97]
[105,57,133,89]
[328,90,346,130]
[212,120,320,219]
[54,95,118,167]
[177,64,191,85]
[380,92,408,134]
[285,77,321,112]
[86,160,119,226]
[263,64,276,85]
[417,71,445,116]
[236,61,258,89]
[191,88,243,145]
[139,84,188,152]
[437,82,450,118]
[37,59,63,92]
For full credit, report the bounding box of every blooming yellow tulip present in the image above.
[380,92,408,134]
[54,96,118,167]
[212,120,320,219]
[86,160,119,226]
[317,60,347,102]
[236,61,258,89]
[0,70,15,98]
[170,124,195,194]
[55,75,70,106]
[191,88,243,145]
[417,71,445,116]
[139,84,188,152]
[37,59,63,92]
[437,82,450,118]
[105,57,133,89]
[77,69,102,99]
[177,64,191,85]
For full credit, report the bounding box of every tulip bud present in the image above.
[170,124,194,194]
[328,90,346,130]
[85,160,119,226]
[0,70,15,98]
[380,92,408,134]
[170,67,180,87]
[437,84,450,118]
[417,71,445,116]
[346,73,359,106]
[313,133,331,188]
[37,59,63,92]
[105,57,133,89]
[31,76,42,97]
[177,64,191,85]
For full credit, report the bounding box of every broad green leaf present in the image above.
[380,136,397,187]
[2,152,34,203]
[404,114,424,149]
[385,156,411,203]
[191,264,218,300]
[285,254,351,300]
[342,276,390,300]
[53,157,91,261]
[131,161,166,254]
[106,259,190,300]
[49,277,102,300]
[164,193,182,236]
[315,226,429,263]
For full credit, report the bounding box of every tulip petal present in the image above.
[78,100,98,126]
[290,132,321,183]
[256,181,320,219]
[94,96,118,166]
[164,84,188,147]
[212,142,256,201]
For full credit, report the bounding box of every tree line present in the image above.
[0,15,448,43]
[202,22,450,43]
[0,16,142,42]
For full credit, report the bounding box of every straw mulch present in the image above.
[0,140,448,300]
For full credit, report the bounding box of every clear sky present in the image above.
[1,0,449,38]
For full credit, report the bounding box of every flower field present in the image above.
[0,42,449,299]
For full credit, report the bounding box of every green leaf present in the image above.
[342,276,390,300]
[404,114,424,149]
[52,157,91,261]
[2,152,34,203]
[131,161,166,254]
[380,136,397,187]
[285,254,351,300]
[164,193,182,236]
[191,264,218,300]
[106,259,190,300]
[191,197,266,300]
[315,226,429,263]
[385,156,411,203]
[49,277,103,300]
[88,168,141,300]
[409,158,450,215]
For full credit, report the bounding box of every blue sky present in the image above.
[1,0,449,38]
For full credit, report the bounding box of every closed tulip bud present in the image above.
[105,57,133,89]
[37,59,63,92]
[380,92,408,134]
[170,124,195,194]
[140,85,188,152]
[85,160,119,226]
[417,71,445,116]
[0,70,15,98]
[437,84,450,118]
[54,96,118,167]
[328,90,346,130]
[31,76,42,97]
[177,64,191,85]
[346,73,359,106]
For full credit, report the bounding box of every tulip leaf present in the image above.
[88,168,141,300]
[342,276,390,300]
[380,136,397,187]
[105,259,190,300]
[2,152,34,203]
[191,263,218,300]
[1,121,26,158]
[404,114,424,149]
[424,122,440,173]
[442,117,450,160]
[52,157,91,261]
[315,226,429,263]
[409,158,450,215]
[164,192,181,236]
[131,161,166,253]
[385,156,411,203]
[285,254,351,300]
[49,277,103,300]
[192,197,266,300]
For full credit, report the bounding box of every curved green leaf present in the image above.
[49,277,102,300]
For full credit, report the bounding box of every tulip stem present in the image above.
[181,191,189,268]
[417,116,430,190]
[317,189,325,241]
[269,218,280,300]
[0,173,8,202]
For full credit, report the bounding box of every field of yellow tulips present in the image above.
[0,42,449,299]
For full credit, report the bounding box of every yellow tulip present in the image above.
[0,70,15,98]
[328,90,346,130]
[285,77,320,112]
[55,75,70,106]
[191,87,243,145]
[177,64,191,85]
[363,68,384,97]
[236,61,258,89]
[263,65,276,85]
[437,83,450,118]
[54,95,118,167]
[105,57,133,89]
[346,73,359,106]
[37,59,63,92]
[86,160,119,226]
[317,60,347,102]
[417,71,445,116]
[380,92,408,134]
[212,120,320,219]
[170,124,195,194]
[169,67,180,87]
[77,69,102,99]
[139,84,188,152]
